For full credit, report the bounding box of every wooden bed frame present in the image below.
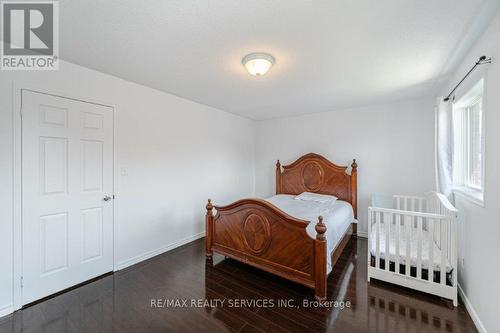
[205,153,358,300]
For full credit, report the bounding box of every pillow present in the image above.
[294,192,338,204]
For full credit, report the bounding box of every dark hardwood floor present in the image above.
[0,237,477,333]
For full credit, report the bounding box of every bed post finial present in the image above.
[276,160,282,195]
[206,198,213,211]
[205,198,214,261]
[315,216,326,240]
[351,159,358,170]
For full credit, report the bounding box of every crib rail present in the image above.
[368,192,458,306]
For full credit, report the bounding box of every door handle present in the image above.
[103,195,112,202]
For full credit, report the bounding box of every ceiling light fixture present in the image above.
[242,52,275,76]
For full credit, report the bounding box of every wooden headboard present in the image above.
[275,153,358,218]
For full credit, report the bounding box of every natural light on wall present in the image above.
[452,79,485,203]
[242,53,275,76]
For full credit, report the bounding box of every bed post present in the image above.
[314,216,327,301]
[205,199,214,261]
[351,159,358,235]
[276,160,282,195]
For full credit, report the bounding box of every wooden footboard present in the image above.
[205,198,328,300]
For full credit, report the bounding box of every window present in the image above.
[452,79,485,202]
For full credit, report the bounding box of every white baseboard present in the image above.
[0,304,14,319]
[115,231,205,271]
[458,284,487,333]
[356,231,368,238]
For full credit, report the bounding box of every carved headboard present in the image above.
[275,153,358,218]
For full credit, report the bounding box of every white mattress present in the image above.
[265,194,355,273]
[369,223,452,273]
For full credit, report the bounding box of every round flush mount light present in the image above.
[242,52,275,76]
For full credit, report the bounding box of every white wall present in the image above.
[0,59,255,315]
[441,11,500,333]
[254,99,435,236]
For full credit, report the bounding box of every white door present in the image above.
[22,90,114,305]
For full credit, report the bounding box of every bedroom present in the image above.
[0,1,499,332]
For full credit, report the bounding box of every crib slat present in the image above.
[368,209,372,270]
[449,215,453,274]
[428,218,434,282]
[376,211,381,269]
[385,213,391,272]
[417,216,423,279]
[441,218,447,285]
[395,213,400,274]
[452,216,458,289]
[405,215,411,277]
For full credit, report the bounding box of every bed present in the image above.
[205,153,358,300]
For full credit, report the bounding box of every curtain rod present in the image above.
[443,55,491,102]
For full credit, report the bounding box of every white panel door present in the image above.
[22,90,114,305]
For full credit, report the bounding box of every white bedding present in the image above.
[369,223,452,273]
[265,194,355,273]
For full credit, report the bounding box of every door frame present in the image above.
[12,82,118,311]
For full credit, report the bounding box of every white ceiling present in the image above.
[59,1,500,120]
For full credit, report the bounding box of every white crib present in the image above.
[367,192,458,306]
